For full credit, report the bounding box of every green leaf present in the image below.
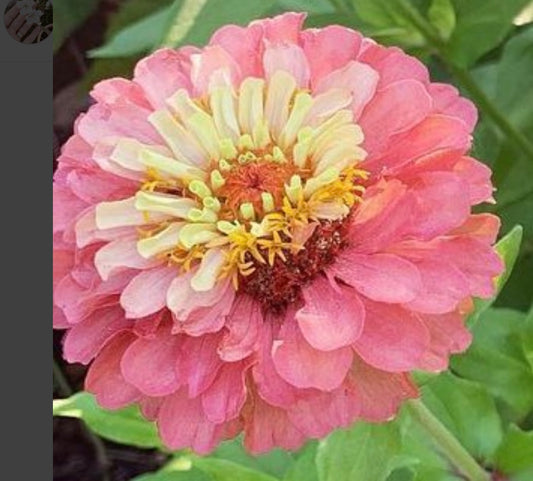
[427,0,456,40]
[420,373,503,462]
[452,308,533,421]
[211,437,294,478]
[192,457,279,481]
[133,468,211,481]
[467,225,523,325]
[446,0,530,67]
[53,0,99,52]
[494,425,533,481]
[53,392,161,449]
[316,421,402,481]
[88,4,179,58]
[282,443,319,481]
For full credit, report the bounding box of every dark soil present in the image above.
[53,2,168,479]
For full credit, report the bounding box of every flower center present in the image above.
[95,71,368,311]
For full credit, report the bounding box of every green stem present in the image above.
[396,0,533,163]
[408,400,490,481]
[158,0,207,48]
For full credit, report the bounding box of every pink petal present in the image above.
[428,83,477,130]
[453,156,494,204]
[359,79,433,154]
[272,319,353,391]
[181,334,224,397]
[90,78,151,109]
[53,184,87,234]
[263,43,310,87]
[332,252,422,303]
[94,237,162,281]
[201,360,250,423]
[210,24,264,78]
[417,311,472,371]
[190,45,242,95]
[450,214,500,243]
[301,25,362,88]
[157,389,226,454]
[296,276,365,350]
[85,332,141,409]
[405,259,470,314]
[351,356,418,422]
[63,306,130,364]
[252,12,306,43]
[354,300,430,372]
[120,323,182,396]
[134,48,193,109]
[315,61,379,120]
[243,394,305,454]
[288,377,360,437]
[120,266,177,318]
[218,295,262,361]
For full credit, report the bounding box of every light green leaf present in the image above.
[468,225,523,325]
[316,421,402,481]
[53,392,161,449]
[428,0,455,40]
[452,308,533,421]
[420,373,503,462]
[192,457,279,481]
[88,3,179,58]
[446,0,530,67]
[282,443,318,481]
[132,468,211,481]
[211,437,293,479]
[494,425,533,481]
[53,0,99,52]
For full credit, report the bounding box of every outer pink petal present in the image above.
[296,276,365,350]
[263,43,310,87]
[243,393,305,454]
[63,306,130,364]
[315,61,379,120]
[453,156,494,204]
[251,12,306,43]
[354,300,430,372]
[404,259,470,314]
[120,266,177,318]
[201,360,250,423]
[428,83,477,130]
[358,43,429,88]
[157,389,227,454]
[53,184,87,234]
[85,332,141,409]
[450,214,500,243]
[351,356,418,422]
[133,48,193,109]
[190,45,242,95]
[181,334,224,397]
[120,323,182,396]
[301,25,362,88]
[288,377,360,438]
[209,23,264,78]
[272,319,353,391]
[218,295,262,361]
[90,78,151,109]
[417,311,472,371]
[368,114,471,174]
[332,252,422,303]
[94,237,162,281]
[359,79,433,154]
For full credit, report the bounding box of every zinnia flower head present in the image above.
[53,12,503,454]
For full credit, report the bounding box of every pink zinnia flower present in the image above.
[53,12,503,453]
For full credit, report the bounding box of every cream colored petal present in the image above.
[310,201,349,220]
[135,191,197,218]
[95,197,168,229]
[303,88,353,127]
[148,110,208,167]
[139,149,206,182]
[238,77,265,135]
[210,86,240,142]
[278,92,313,150]
[137,222,184,258]
[179,223,221,249]
[191,248,226,291]
[110,138,172,172]
[265,71,297,141]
